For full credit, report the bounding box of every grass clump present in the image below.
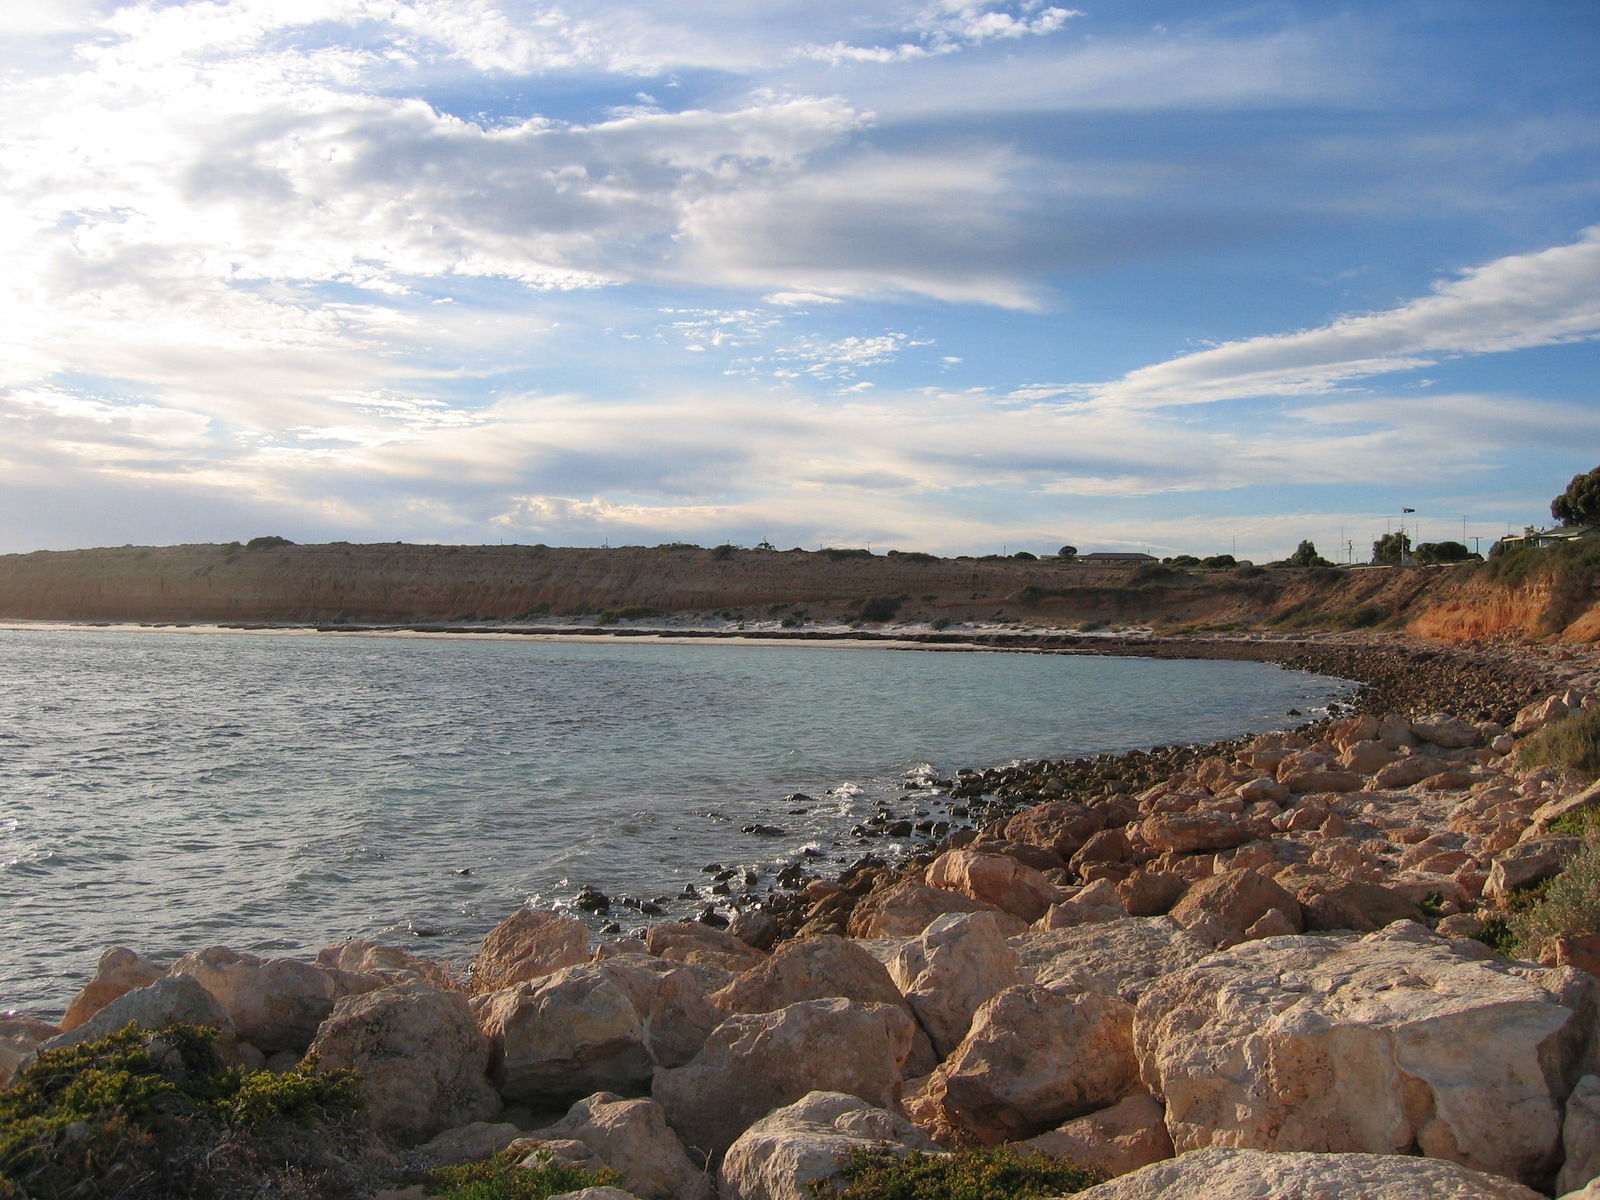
[423,1148,620,1200]
[0,1023,362,1200]
[1507,834,1600,960]
[596,605,662,625]
[821,1146,1101,1200]
[1516,706,1600,782]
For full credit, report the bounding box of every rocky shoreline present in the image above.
[4,632,1600,1199]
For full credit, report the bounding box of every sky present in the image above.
[1,1,1597,562]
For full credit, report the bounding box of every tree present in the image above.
[1371,531,1411,564]
[1287,539,1332,568]
[1057,545,1078,560]
[1414,540,1478,565]
[1552,466,1600,526]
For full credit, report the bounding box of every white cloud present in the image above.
[1091,227,1600,409]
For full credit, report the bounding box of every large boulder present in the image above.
[1138,812,1252,855]
[0,1017,62,1088]
[59,947,166,1032]
[317,939,458,990]
[1486,838,1581,901]
[1133,923,1598,1187]
[1004,801,1106,858]
[1271,866,1422,932]
[1070,1147,1543,1199]
[1166,868,1302,948]
[711,935,903,1015]
[652,998,915,1161]
[41,975,234,1054]
[476,963,654,1105]
[307,980,501,1145]
[526,1092,711,1200]
[1559,1074,1600,1195]
[169,945,382,1054]
[911,983,1138,1145]
[846,879,1004,938]
[646,923,768,973]
[1019,1094,1173,1180]
[719,1091,936,1200]
[1011,918,1211,1003]
[888,912,1019,1057]
[924,849,1060,922]
[472,908,592,993]
[591,955,731,1071]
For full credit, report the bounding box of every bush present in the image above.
[1516,706,1600,782]
[930,616,952,631]
[822,1146,1101,1200]
[423,1148,620,1200]
[858,595,904,622]
[596,605,662,625]
[244,535,293,550]
[0,1024,362,1200]
[1508,833,1600,960]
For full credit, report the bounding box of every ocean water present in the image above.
[0,628,1351,1018]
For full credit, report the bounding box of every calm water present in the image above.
[0,629,1350,1017]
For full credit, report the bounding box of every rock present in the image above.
[845,879,1004,938]
[59,947,166,1032]
[1133,922,1598,1186]
[1013,918,1211,1003]
[1115,870,1187,917]
[1138,812,1252,855]
[888,912,1019,1057]
[1019,1094,1173,1179]
[414,1121,524,1167]
[711,935,903,1015]
[652,998,915,1161]
[528,1092,711,1200]
[913,983,1138,1145]
[473,908,592,993]
[1413,714,1483,749]
[1559,1075,1600,1194]
[592,955,731,1072]
[1372,754,1449,790]
[1166,868,1302,949]
[317,939,458,990]
[646,923,768,973]
[307,980,500,1144]
[719,1091,936,1200]
[1376,713,1418,749]
[1514,695,1569,734]
[1235,775,1288,803]
[1039,877,1128,927]
[1340,739,1400,775]
[727,911,781,952]
[1282,769,1364,794]
[1070,1147,1544,1199]
[1528,780,1600,835]
[477,963,654,1105]
[1543,933,1600,978]
[924,849,1060,922]
[548,1191,643,1200]
[1272,865,1422,932]
[1486,837,1581,900]
[169,945,382,1054]
[40,974,235,1054]
[0,1018,60,1088]
[1004,801,1106,858]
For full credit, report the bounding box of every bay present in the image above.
[0,628,1350,1017]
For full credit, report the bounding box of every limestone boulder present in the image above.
[652,998,915,1161]
[41,974,234,1054]
[888,911,1019,1057]
[1013,917,1211,1003]
[413,1121,524,1167]
[1414,713,1483,750]
[1138,812,1251,855]
[912,982,1138,1145]
[307,980,500,1145]
[1340,739,1401,775]
[711,935,902,1015]
[317,939,458,990]
[1004,801,1106,858]
[476,963,654,1105]
[1372,753,1449,790]
[1019,1094,1173,1180]
[590,955,730,1072]
[719,1091,936,1200]
[845,879,1004,938]
[59,947,166,1032]
[924,849,1061,922]
[1071,1147,1544,1200]
[646,923,768,973]
[527,1091,711,1200]
[1133,922,1598,1186]
[473,908,592,993]
[0,1017,61,1088]
[1282,768,1363,794]
[1486,837,1581,901]
[1558,1074,1600,1195]
[1166,868,1302,949]
[1272,865,1422,932]
[169,945,383,1054]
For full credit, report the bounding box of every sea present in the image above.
[0,627,1352,1019]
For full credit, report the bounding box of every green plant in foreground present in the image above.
[1515,705,1600,782]
[1508,834,1600,961]
[0,1023,362,1200]
[819,1146,1102,1200]
[423,1148,621,1200]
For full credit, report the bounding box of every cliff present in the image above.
[0,540,1595,641]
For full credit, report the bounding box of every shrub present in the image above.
[1508,833,1600,960]
[424,1149,620,1200]
[930,616,952,631]
[821,547,873,561]
[244,535,294,550]
[596,605,661,625]
[858,595,903,622]
[0,1024,361,1199]
[887,550,939,564]
[1516,706,1600,782]
[822,1146,1101,1200]
[711,544,739,561]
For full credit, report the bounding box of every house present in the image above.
[1078,552,1160,563]
[1495,524,1600,552]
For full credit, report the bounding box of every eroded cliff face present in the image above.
[0,543,1594,641]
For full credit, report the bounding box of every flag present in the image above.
[1402,507,1414,513]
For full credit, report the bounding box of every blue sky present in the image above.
[1,0,1596,560]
